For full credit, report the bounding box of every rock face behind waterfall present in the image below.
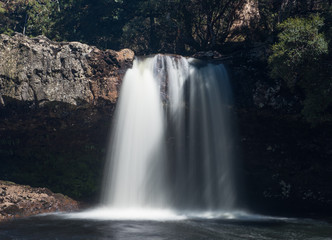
[0,181,79,222]
[0,33,134,202]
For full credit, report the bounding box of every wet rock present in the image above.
[2,204,22,215]
[88,48,134,104]
[237,109,332,216]
[0,181,79,222]
[252,79,301,111]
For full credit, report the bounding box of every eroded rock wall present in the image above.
[0,33,134,106]
[0,33,134,202]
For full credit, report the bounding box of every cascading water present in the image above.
[101,57,168,209]
[69,54,240,220]
[168,59,236,211]
[101,54,237,216]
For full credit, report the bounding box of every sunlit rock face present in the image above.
[0,180,79,222]
[0,33,134,106]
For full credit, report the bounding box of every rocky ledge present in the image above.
[0,33,134,106]
[0,181,79,222]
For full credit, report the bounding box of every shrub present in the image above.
[269,14,331,123]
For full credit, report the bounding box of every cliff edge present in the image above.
[0,33,134,106]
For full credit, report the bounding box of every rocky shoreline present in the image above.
[0,180,79,222]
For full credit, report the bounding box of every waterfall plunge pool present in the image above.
[0,213,331,240]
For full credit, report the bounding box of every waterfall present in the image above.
[100,54,237,218]
[101,57,168,209]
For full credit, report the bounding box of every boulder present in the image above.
[0,181,79,222]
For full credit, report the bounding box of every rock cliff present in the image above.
[0,33,134,203]
[0,33,134,106]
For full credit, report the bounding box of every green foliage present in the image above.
[118,0,250,54]
[256,0,278,37]
[52,0,124,48]
[119,0,179,53]
[269,15,328,86]
[1,0,331,53]
[0,0,252,53]
[255,0,332,42]
[0,6,5,14]
[0,0,59,36]
[187,0,247,49]
[269,14,331,123]
[25,0,57,37]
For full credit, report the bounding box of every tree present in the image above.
[119,0,248,54]
[269,14,331,123]
[178,0,247,51]
[0,0,29,35]
[24,0,58,36]
[0,0,58,37]
[119,0,181,54]
[53,0,124,48]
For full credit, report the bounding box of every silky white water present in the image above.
[101,57,168,209]
[97,54,237,219]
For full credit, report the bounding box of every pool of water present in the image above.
[0,214,331,240]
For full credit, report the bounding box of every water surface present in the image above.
[1,214,331,240]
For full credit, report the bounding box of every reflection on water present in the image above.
[0,215,331,240]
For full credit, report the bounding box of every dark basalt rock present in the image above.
[236,109,332,217]
[227,47,332,217]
